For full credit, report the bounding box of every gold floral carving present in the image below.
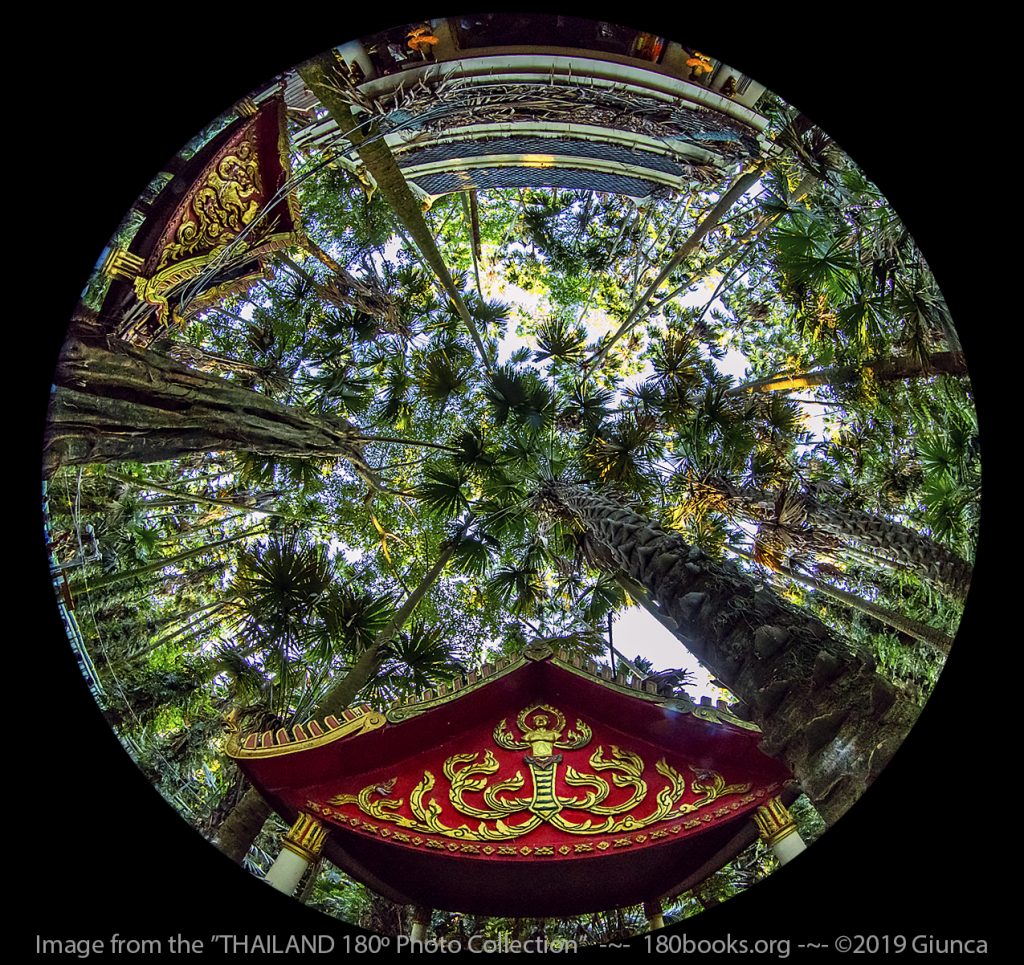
[134,137,264,324]
[326,704,751,842]
[161,139,262,269]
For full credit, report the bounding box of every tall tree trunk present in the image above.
[44,315,379,487]
[315,535,462,719]
[297,54,491,369]
[728,546,955,654]
[107,470,286,517]
[712,479,972,601]
[462,190,484,299]
[727,351,968,396]
[805,499,971,602]
[73,525,265,595]
[215,785,272,864]
[539,480,919,825]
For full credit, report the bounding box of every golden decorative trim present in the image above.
[753,795,798,847]
[132,98,303,327]
[275,95,304,241]
[175,262,272,321]
[281,812,328,861]
[101,247,145,280]
[325,704,752,842]
[385,656,528,723]
[225,704,386,759]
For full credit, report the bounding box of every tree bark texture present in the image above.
[729,351,968,396]
[539,480,920,825]
[714,480,972,601]
[215,784,272,864]
[44,320,376,483]
[729,546,955,654]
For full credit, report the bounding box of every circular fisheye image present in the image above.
[41,15,978,948]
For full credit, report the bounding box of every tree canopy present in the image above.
[40,27,979,944]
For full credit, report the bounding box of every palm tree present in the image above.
[296,52,492,369]
[44,36,979,920]
[705,478,972,601]
[214,522,470,862]
[537,478,918,826]
[586,162,767,371]
[726,544,954,654]
[727,351,968,396]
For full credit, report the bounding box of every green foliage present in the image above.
[46,73,980,945]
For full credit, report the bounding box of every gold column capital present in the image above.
[101,247,145,281]
[753,795,798,848]
[235,96,259,118]
[281,811,329,861]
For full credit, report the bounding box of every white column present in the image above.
[753,796,807,866]
[264,812,329,895]
[265,847,311,894]
[771,827,807,864]
[643,900,665,931]
[409,906,431,942]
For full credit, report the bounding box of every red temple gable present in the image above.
[228,646,794,915]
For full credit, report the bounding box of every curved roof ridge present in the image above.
[384,643,760,731]
[225,703,387,759]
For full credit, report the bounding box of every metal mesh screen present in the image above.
[398,136,686,176]
[412,167,664,197]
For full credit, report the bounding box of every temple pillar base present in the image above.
[264,812,328,895]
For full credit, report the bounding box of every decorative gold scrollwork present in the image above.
[158,138,262,270]
[326,704,751,843]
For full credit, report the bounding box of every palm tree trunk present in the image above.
[297,54,491,369]
[713,479,972,601]
[314,535,462,719]
[539,480,919,826]
[807,500,971,601]
[727,351,968,396]
[727,545,954,654]
[106,471,286,517]
[74,525,265,595]
[462,190,484,299]
[45,314,380,488]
